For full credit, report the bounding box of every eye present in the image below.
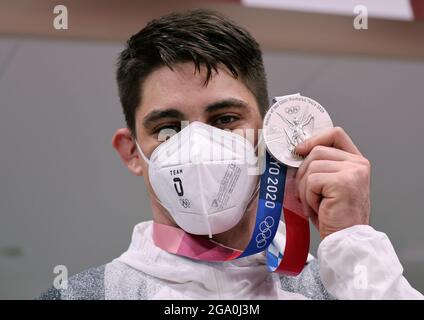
[213,115,240,127]
[152,123,181,141]
[153,123,181,134]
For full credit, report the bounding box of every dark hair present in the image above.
[116,9,268,135]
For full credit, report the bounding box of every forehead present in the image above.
[137,62,258,118]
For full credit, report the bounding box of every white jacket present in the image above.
[112,221,422,300]
[39,220,422,300]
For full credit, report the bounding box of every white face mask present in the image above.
[136,121,259,238]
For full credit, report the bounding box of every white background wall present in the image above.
[0,37,423,299]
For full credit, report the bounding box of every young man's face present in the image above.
[113,62,263,220]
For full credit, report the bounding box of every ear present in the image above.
[112,128,144,176]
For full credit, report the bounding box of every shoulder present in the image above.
[278,259,335,300]
[103,260,164,299]
[37,264,106,300]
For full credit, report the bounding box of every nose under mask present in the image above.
[135,121,261,238]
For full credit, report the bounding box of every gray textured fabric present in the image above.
[38,265,105,300]
[104,260,165,300]
[38,259,333,300]
[278,260,334,300]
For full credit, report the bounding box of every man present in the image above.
[39,9,422,300]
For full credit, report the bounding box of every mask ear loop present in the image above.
[134,139,173,216]
[135,139,151,166]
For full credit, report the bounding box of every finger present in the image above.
[296,168,315,218]
[296,159,344,187]
[295,127,362,156]
[301,201,316,220]
[305,175,323,213]
[297,146,360,184]
[304,172,337,211]
[297,175,322,221]
[297,166,335,217]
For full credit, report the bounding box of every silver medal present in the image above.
[263,94,333,168]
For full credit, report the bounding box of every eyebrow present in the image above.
[142,108,185,128]
[204,98,250,114]
[142,98,250,128]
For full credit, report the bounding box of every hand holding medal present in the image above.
[263,94,370,272]
[261,94,333,274]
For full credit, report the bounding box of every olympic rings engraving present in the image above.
[285,105,300,114]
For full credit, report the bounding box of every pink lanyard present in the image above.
[152,222,242,262]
